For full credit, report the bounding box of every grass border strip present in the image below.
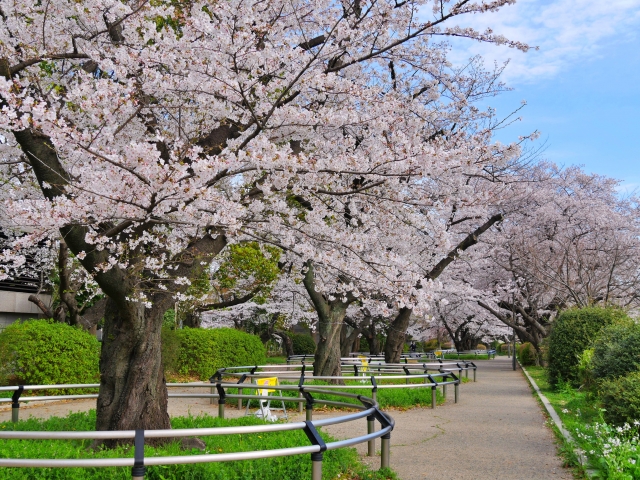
[519,362,596,478]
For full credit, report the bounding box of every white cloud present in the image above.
[435,0,640,84]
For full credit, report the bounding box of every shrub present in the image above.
[591,320,640,381]
[476,343,487,350]
[547,307,627,388]
[423,338,439,351]
[577,348,595,390]
[599,371,640,426]
[161,327,181,373]
[500,343,510,353]
[175,328,266,379]
[442,342,452,349]
[0,319,99,390]
[518,342,537,366]
[290,333,316,355]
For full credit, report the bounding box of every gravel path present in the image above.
[0,357,572,479]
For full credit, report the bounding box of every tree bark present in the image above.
[313,304,347,378]
[96,298,170,447]
[302,261,353,379]
[273,330,294,357]
[341,323,361,356]
[384,307,411,363]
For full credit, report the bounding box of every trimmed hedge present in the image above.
[599,371,640,427]
[547,307,627,388]
[173,328,266,380]
[0,319,100,390]
[518,342,537,366]
[290,333,316,355]
[591,320,640,381]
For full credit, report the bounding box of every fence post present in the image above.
[431,386,437,409]
[303,421,327,480]
[454,381,459,403]
[298,369,306,413]
[311,452,323,480]
[11,386,23,423]
[216,383,226,419]
[380,433,391,469]
[300,389,314,421]
[131,429,145,480]
[236,374,248,410]
[367,414,375,456]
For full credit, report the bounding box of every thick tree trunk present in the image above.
[302,261,353,379]
[384,308,411,363]
[314,305,347,379]
[341,323,361,356]
[96,298,170,446]
[273,330,294,358]
[362,319,382,355]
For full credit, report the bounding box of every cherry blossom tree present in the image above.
[0,0,528,436]
[473,165,640,355]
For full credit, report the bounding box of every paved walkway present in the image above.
[314,356,572,479]
[0,357,572,479]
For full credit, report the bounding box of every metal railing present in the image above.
[212,362,463,411]
[243,358,477,382]
[0,383,394,480]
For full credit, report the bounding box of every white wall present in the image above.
[0,292,51,329]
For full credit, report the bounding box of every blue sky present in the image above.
[445,0,640,194]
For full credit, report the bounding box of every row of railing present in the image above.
[0,360,478,479]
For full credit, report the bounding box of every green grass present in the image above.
[441,354,493,360]
[0,411,397,480]
[231,377,448,411]
[525,366,640,479]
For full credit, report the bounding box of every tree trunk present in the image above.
[96,298,170,446]
[340,323,360,356]
[384,308,411,363]
[273,330,294,358]
[183,312,202,328]
[303,261,354,379]
[313,304,348,379]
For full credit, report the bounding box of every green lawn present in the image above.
[0,411,397,480]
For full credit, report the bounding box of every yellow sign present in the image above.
[256,377,277,394]
[358,356,369,373]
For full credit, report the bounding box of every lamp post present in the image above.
[511,296,516,371]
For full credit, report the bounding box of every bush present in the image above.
[161,327,181,373]
[290,333,316,355]
[599,371,640,426]
[576,348,595,390]
[500,343,510,353]
[476,343,487,350]
[517,342,537,366]
[0,319,99,390]
[547,307,628,388]
[175,328,266,380]
[423,338,439,351]
[591,320,640,381]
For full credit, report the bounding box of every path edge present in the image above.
[518,362,596,478]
